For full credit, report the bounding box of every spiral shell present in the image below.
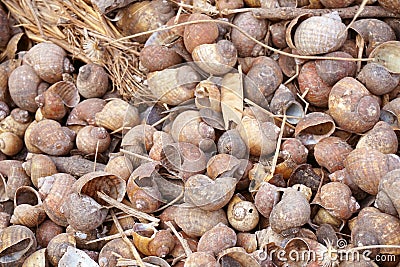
[36,220,64,248]
[197,223,237,255]
[46,233,76,266]
[314,136,353,173]
[0,108,32,138]
[76,63,109,98]
[67,98,106,126]
[315,51,357,86]
[76,126,111,154]
[0,132,23,156]
[227,194,259,232]
[183,13,219,53]
[356,121,398,154]
[375,169,400,216]
[357,62,400,95]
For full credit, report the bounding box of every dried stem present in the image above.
[166,221,192,257]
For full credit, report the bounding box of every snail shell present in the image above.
[126,175,161,213]
[67,98,106,126]
[76,63,109,98]
[35,90,67,121]
[281,138,308,164]
[227,194,259,232]
[95,99,140,132]
[206,154,241,179]
[231,12,267,57]
[381,97,400,127]
[29,119,75,156]
[104,155,133,181]
[8,65,41,113]
[185,252,219,267]
[314,136,353,173]
[98,238,134,267]
[23,42,74,83]
[0,8,10,48]
[197,223,237,256]
[192,40,238,76]
[76,126,111,154]
[184,174,237,211]
[269,188,311,235]
[320,0,354,7]
[22,248,47,267]
[356,121,398,154]
[0,225,37,266]
[40,173,76,227]
[35,219,64,248]
[0,132,23,156]
[140,45,183,72]
[289,12,347,55]
[0,108,32,138]
[315,51,357,86]
[147,65,201,106]
[357,63,400,95]
[270,84,304,124]
[254,182,280,219]
[344,147,400,195]
[10,186,46,227]
[46,233,76,266]
[217,129,248,159]
[24,154,58,188]
[375,169,400,216]
[216,0,244,10]
[149,131,174,161]
[379,0,400,14]
[183,13,219,53]
[329,77,380,133]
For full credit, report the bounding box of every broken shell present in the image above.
[46,233,76,266]
[95,99,140,132]
[58,246,98,267]
[314,136,353,173]
[369,41,400,73]
[270,84,304,124]
[357,62,400,95]
[206,154,241,180]
[67,98,106,126]
[98,238,134,267]
[23,42,74,83]
[146,230,175,257]
[356,121,398,154]
[76,63,109,98]
[126,176,161,213]
[227,194,259,232]
[329,77,380,133]
[381,97,400,127]
[104,155,133,181]
[192,40,238,76]
[22,248,47,267]
[0,132,23,156]
[197,223,237,256]
[76,126,111,154]
[236,233,257,253]
[295,112,335,145]
[184,13,219,53]
[375,169,400,216]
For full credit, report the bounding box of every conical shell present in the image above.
[46,81,80,108]
[104,155,133,181]
[76,126,111,154]
[0,108,32,138]
[227,195,259,232]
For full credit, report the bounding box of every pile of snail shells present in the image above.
[0,0,400,266]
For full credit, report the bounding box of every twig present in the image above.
[120,149,155,162]
[86,228,136,244]
[340,0,369,38]
[166,221,192,257]
[267,114,287,181]
[97,191,160,223]
[110,210,145,267]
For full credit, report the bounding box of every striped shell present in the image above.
[291,13,347,55]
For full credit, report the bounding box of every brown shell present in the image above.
[357,63,400,95]
[270,84,304,124]
[344,147,400,195]
[72,171,126,205]
[0,108,32,138]
[183,13,219,53]
[22,248,47,267]
[0,225,37,266]
[270,21,289,49]
[8,65,41,113]
[350,19,396,56]
[10,187,46,228]
[147,65,201,106]
[381,97,400,127]
[46,233,76,266]
[290,13,347,55]
[217,129,248,159]
[236,233,257,253]
[320,0,354,7]
[254,182,280,219]
[24,121,42,154]
[140,45,182,72]
[281,138,308,164]
[23,42,74,83]
[149,131,174,161]
[41,173,76,227]
[76,126,111,154]
[67,98,106,126]
[298,61,332,108]
[98,238,134,267]
[0,59,21,104]
[0,132,23,156]
[0,160,32,201]
[184,174,236,211]
[148,230,175,257]
[315,182,359,220]
[206,154,241,180]
[0,8,10,48]
[104,155,133,181]
[192,40,238,76]
[375,169,400,216]
[36,219,64,248]
[379,0,400,14]
[126,177,161,213]
[269,188,311,235]
[237,116,280,156]
[231,12,267,57]
[294,112,335,145]
[356,121,398,154]
[95,99,140,132]
[76,63,109,98]
[315,51,357,86]
[329,77,380,133]
[185,251,219,267]
[116,0,175,43]
[369,41,400,74]
[227,195,259,232]
[314,136,353,173]
[174,206,228,237]
[35,90,67,120]
[351,208,400,255]
[29,119,75,156]
[197,223,236,256]
[216,0,244,10]
[27,154,58,188]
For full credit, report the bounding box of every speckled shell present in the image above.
[183,13,219,53]
[35,220,64,248]
[35,90,67,121]
[23,42,74,83]
[357,63,400,95]
[29,119,75,156]
[294,112,335,145]
[217,129,248,159]
[227,195,259,232]
[184,174,236,211]
[291,13,347,55]
[344,147,400,195]
[149,131,174,161]
[147,65,201,106]
[175,206,228,237]
[314,137,353,173]
[0,225,37,267]
[76,126,111,154]
[281,138,308,164]
[67,98,106,126]
[375,169,400,216]
[185,252,219,267]
[231,12,267,57]
[356,121,398,154]
[76,63,109,98]
[320,0,354,7]
[41,173,76,227]
[379,0,400,14]
[315,51,357,86]
[197,223,237,256]
[8,65,41,113]
[95,99,140,132]
[0,108,32,138]
[329,77,380,133]
[22,248,47,267]
[254,182,279,218]
[140,45,182,72]
[192,40,238,76]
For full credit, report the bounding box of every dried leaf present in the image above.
[221,73,243,130]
